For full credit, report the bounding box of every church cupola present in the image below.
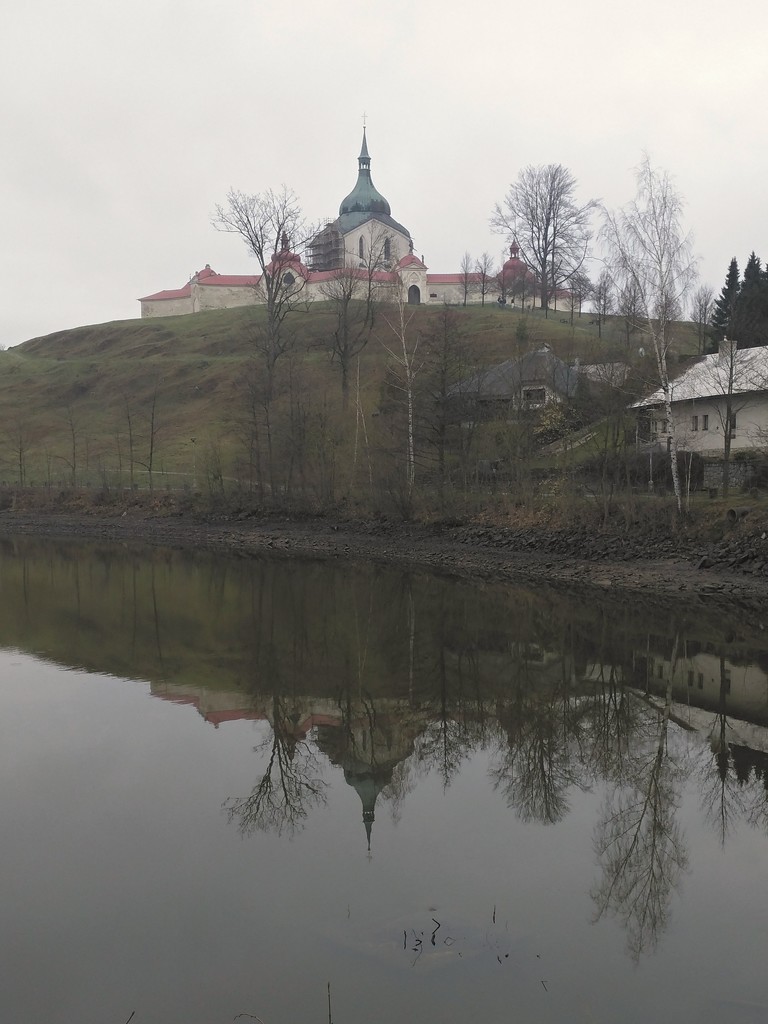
[339,128,392,217]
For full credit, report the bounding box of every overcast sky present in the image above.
[2,0,766,346]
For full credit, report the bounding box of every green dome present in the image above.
[339,129,391,218]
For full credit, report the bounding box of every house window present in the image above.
[653,419,669,437]
[698,672,704,689]
[523,387,546,406]
[724,670,731,695]
[730,414,737,438]
[657,663,663,679]
[687,669,694,687]
[692,415,698,431]
[702,415,709,430]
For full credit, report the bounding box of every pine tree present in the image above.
[711,257,740,341]
[732,251,768,348]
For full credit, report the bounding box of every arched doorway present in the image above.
[408,284,421,305]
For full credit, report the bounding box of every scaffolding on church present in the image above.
[307,222,345,272]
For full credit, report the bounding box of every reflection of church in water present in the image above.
[154,681,425,849]
[152,627,768,840]
[314,708,421,851]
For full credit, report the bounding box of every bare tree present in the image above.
[592,270,614,338]
[124,398,136,489]
[54,405,80,487]
[133,378,163,492]
[616,280,643,350]
[321,224,392,407]
[459,251,475,307]
[5,419,33,487]
[419,306,476,502]
[567,270,592,322]
[214,187,316,495]
[690,284,714,355]
[381,277,422,504]
[213,186,313,396]
[474,252,496,306]
[492,164,598,316]
[601,157,698,513]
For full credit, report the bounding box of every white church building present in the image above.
[139,131,535,318]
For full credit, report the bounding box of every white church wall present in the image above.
[425,279,512,307]
[340,221,410,270]
[196,284,259,311]
[140,296,193,318]
[426,281,464,304]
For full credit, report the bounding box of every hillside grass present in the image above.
[0,301,699,493]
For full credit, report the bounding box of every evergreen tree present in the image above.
[711,257,740,342]
[732,251,768,348]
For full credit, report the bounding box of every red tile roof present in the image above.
[142,260,497,304]
[198,274,261,287]
[138,284,192,302]
[397,253,427,269]
[427,273,479,285]
[139,267,262,302]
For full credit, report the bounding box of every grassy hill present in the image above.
[0,301,698,500]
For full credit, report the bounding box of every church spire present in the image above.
[339,129,391,218]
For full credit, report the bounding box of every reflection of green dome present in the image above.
[339,129,392,218]
[344,763,392,852]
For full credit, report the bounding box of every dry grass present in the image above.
[0,302,699,491]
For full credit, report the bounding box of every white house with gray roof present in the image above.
[633,339,768,454]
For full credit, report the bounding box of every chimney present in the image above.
[718,336,737,362]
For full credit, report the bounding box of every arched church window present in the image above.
[359,236,365,260]
[283,272,295,287]
[384,237,391,262]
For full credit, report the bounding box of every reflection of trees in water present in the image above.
[699,730,768,841]
[581,669,649,786]
[744,764,768,834]
[591,675,689,962]
[488,633,586,825]
[221,579,768,959]
[415,635,491,791]
[698,656,747,844]
[490,692,584,825]
[224,694,326,837]
[14,535,768,960]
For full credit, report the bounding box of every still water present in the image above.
[1,535,768,1023]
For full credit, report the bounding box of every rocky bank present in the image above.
[1,494,768,601]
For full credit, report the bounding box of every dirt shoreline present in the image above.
[1,506,768,602]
